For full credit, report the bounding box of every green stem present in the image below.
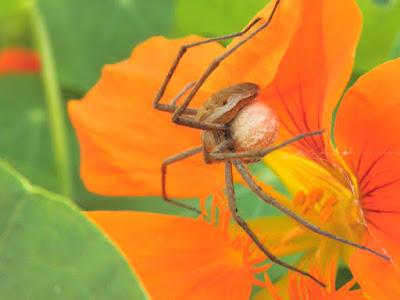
[30,6,73,199]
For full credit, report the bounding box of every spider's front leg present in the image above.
[171,1,281,125]
[154,80,227,132]
[153,15,264,116]
[153,1,281,133]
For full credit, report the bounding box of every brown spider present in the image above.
[153,0,389,287]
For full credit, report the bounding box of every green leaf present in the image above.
[37,0,175,92]
[0,0,35,18]
[0,10,32,49]
[372,0,392,5]
[355,0,400,72]
[172,0,267,38]
[0,74,58,191]
[389,30,400,59]
[0,159,150,299]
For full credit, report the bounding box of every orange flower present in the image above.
[0,47,40,74]
[69,0,400,298]
[86,195,271,299]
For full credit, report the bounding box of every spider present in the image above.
[152,0,389,287]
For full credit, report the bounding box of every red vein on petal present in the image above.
[355,143,367,177]
[358,152,385,189]
[361,179,400,199]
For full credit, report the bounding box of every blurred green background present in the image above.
[1,0,399,298]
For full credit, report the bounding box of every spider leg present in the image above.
[210,130,324,161]
[153,15,264,112]
[171,1,281,124]
[169,82,197,106]
[233,160,390,261]
[211,139,233,154]
[224,160,326,287]
[156,82,198,116]
[171,118,226,132]
[162,146,203,214]
[157,81,226,131]
[156,82,225,131]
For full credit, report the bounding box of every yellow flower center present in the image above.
[262,149,368,253]
[293,188,338,223]
[290,184,366,253]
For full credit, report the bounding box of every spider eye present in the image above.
[222,100,227,106]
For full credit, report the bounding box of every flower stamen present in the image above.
[319,207,334,223]
[294,190,306,206]
[308,188,324,203]
[293,189,339,223]
[319,196,339,223]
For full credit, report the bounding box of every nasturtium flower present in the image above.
[251,1,400,299]
[253,58,400,298]
[0,47,40,74]
[69,0,400,298]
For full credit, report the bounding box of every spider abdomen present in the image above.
[229,101,279,153]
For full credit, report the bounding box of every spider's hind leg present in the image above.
[224,160,326,287]
[233,160,390,261]
[210,130,324,161]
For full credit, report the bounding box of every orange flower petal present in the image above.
[0,47,40,74]
[259,0,361,160]
[335,58,400,296]
[321,0,362,132]
[86,211,256,300]
[350,234,400,300]
[69,36,225,198]
[201,0,302,94]
[335,58,400,212]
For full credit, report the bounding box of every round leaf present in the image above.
[0,159,150,299]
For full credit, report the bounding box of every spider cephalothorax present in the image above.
[152,0,389,287]
[197,82,280,164]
